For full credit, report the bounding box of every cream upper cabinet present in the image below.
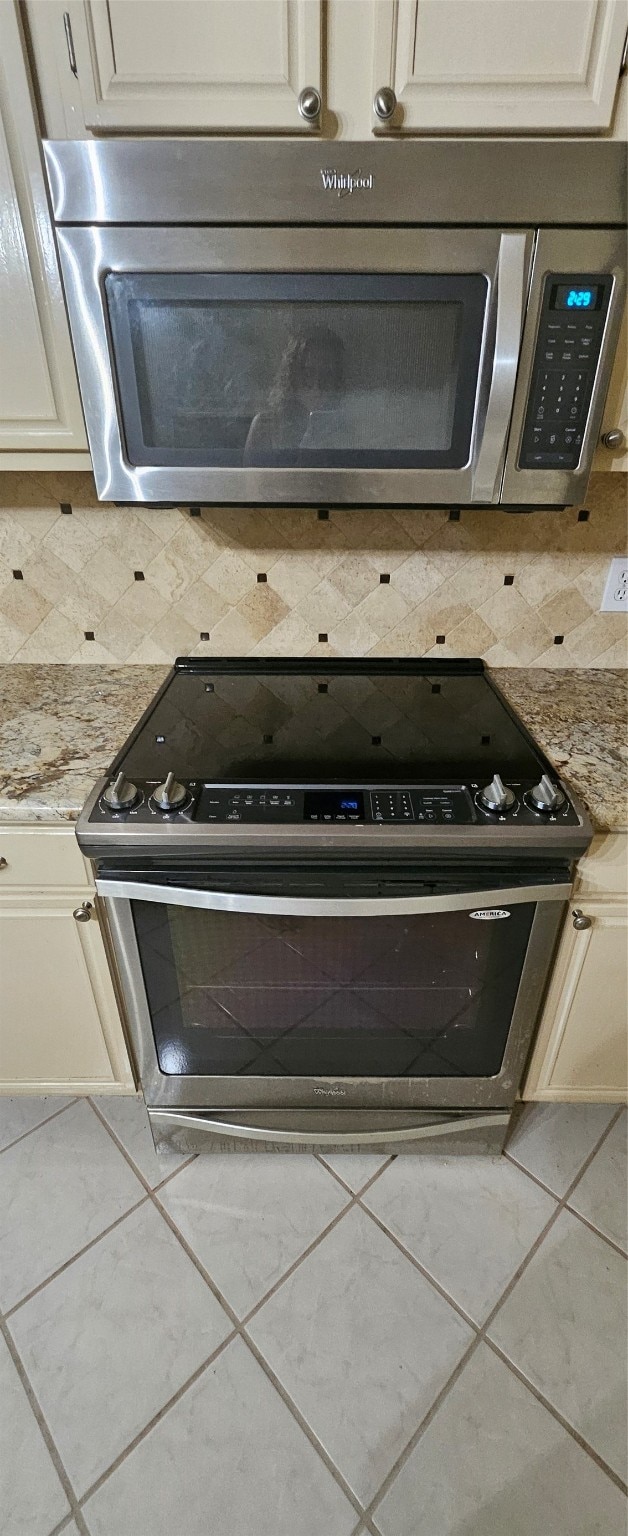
[524,835,628,1102]
[25,0,323,135]
[0,826,134,1094]
[0,1,87,456]
[370,0,628,134]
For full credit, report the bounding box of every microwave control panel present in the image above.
[518,274,612,471]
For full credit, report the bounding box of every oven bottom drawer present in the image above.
[148,1106,511,1156]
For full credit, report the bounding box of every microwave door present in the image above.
[55,225,532,506]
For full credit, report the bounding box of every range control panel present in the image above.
[519,274,611,470]
[194,786,476,825]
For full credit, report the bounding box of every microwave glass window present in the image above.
[105,273,487,470]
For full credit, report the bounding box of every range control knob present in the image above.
[102,771,139,811]
[479,773,516,815]
[526,774,566,814]
[152,771,187,812]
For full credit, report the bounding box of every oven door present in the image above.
[55,225,531,505]
[98,865,568,1121]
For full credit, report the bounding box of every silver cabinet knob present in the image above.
[373,86,397,121]
[73,901,93,923]
[298,86,321,123]
[0,856,7,870]
[601,428,625,451]
[572,909,592,931]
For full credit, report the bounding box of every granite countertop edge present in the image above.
[0,664,626,835]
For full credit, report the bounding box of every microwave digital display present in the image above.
[551,284,601,310]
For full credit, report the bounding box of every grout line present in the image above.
[241,1328,368,1523]
[562,1200,628,1258]
[4,1194,149,1319]
[0,1314,89,1536]
[315,1151,396,1197]
[77,1330,238,1508]
[237,1192,360,1330]
[484,1336,628,1497]
[356,1195,484,1333]
[0,1098,78,1157]
[152,1151,198,1191]
[48,1514,79,1536]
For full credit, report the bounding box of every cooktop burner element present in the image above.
[77,659,590,859]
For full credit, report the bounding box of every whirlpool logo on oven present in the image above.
[469,909,511,921]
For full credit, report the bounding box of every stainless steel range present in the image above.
[77,659,592,1155]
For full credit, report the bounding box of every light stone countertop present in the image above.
[0,664,626,832]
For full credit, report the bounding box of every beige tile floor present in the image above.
[0,1096,626,1536]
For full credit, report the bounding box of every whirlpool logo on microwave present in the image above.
[320,168,374,198]
[469,909,511,921]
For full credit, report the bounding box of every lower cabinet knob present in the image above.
[73,901,93,922]
[572,909,592,930]
[527,773,565,814]
[298,86,321,123]
[152,770,187,812]
[601,429,625,451]
[373,86,397,121]
[103,771,139,811]
[0,855,7,870]
[479,773,516,814]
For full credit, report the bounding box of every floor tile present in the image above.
[9,1201,231,1496]
[319,1153,391,1192]
[159,1154,349,1316]
[489,1208,628,1480]
[82,1336,356,1536]
[374,1343,627,1536]
[0,1095,74,1152]
[506,1103,615,1196]
[248,1204,473,1504]
[0,1100,143,1311]
[0,1332,70,1536]
[92,1094,190,1188]
[363,1155,555,1323]
[568,1110,627,1252]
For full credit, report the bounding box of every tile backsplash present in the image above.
[0,470,626,666]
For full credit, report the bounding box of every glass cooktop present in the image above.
[117,658,545,785]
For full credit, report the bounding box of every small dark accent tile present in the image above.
[317,509,329,521]
[200,631,210,641]
[84,631,95,641]
[134,570,145,581]
[189,506,202,517]
[448,509,461,522]
[481,735,491,745]
[12,569,23,580]
[379,573,391,584]
[60,503,72,515]
[318,632,328,643]
[554,634,564,645]
[318,683,328,693]
[431,683,441,694]
[205,683,214,693]
[256,573,267,583]
[436,634,446,645]
[263,734,273,745]
[371,736,382,746]
[578,508,590,522]
[503,574,514,586]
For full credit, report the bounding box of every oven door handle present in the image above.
[96,879,571,917]
[473,231,528,502]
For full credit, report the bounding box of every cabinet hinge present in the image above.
[63,11,78,76]
[621,26,628,78]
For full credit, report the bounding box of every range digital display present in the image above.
[551,284,601,311]
[304,791,365,822]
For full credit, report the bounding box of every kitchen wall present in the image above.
[0,470,626,666]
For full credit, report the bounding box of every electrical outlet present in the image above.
[600,557,628,613]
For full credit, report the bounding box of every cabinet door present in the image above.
[524,899,628,1101]
[0,2,87,455]
[372,0,627,133]
[26,0,322,134]
[0,894,134,1092]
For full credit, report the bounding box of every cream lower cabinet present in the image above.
[524,834,628,1102]
[0,825,134,1094]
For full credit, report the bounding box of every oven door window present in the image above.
[105,273,487,470]
[132,900,535,1079]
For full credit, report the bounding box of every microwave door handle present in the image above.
[473,232,528,503]
[96,879,571,916]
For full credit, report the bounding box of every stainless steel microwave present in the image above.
[44,139,627,509]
